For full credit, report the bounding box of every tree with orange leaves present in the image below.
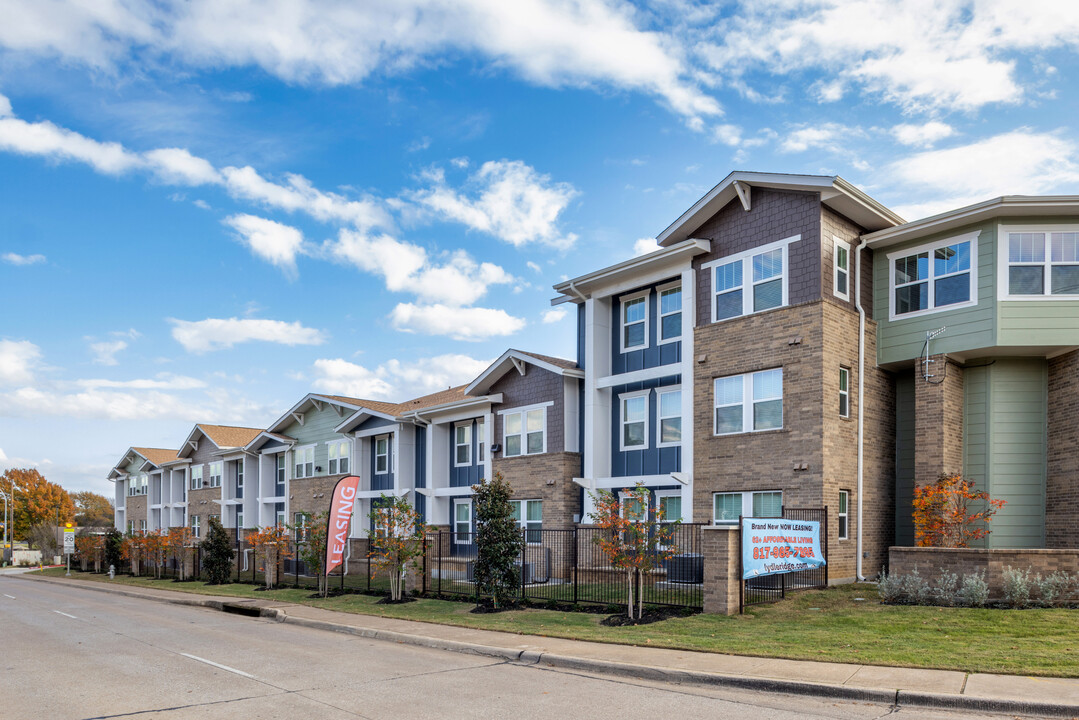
[368,496,425,602]
[120,533,145,576]
[589,482,679,620]
[2,468,74,543]
[167,526,196,581]
[913,473,1006,548]
[247,525,292,589]
[143,529,167,578]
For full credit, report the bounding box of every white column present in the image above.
[680,265,696,523]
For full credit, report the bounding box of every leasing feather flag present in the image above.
[325,475,360,577]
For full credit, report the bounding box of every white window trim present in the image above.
[191,515,201,538]
[325,438,351,475]
[703,235,798,324]
[619,389,650,452]
[839,366,850,419]
[712,490,783,525]
[190,465,204,490]
[453,499,472,545]
[997,224,1079,300]
[713,368,783,436]
[293,444,315,479]
[619,290,650,353]
[374,434,391,474]
[453,421,473,467]
[887,231,979,320]
[477,419,486,463]
[838,490,850,540]
[499,401,552,457]
[208,461,223,488]
[833,236,851,302]
[655,489,683,523]
[657,280,682,345]
[509,499,543,544]
[656,385,682,448]
[618,491,649,522]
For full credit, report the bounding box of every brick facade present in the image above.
[889,546,1079,599]
[1047,349,1079,548]
[289,473,351,524]
[125,495,147,532]
[913,354,964,485]
[489,363,567,454]
[187,485,219,535]
[492,452,582,529]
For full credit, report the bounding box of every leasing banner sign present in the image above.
[325,475,360,577]
[741,518,825,579]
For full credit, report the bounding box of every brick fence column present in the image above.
[914,354,964,485]
[702,526,741,615]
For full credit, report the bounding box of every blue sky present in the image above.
[3,0,1079,497]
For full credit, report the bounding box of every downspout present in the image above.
[854,239,867,582]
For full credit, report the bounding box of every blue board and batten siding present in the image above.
[414,425,426,521]
[369,434,394,491]
[610,376,681,477]
[449,417,484,487]
[611,284,682,375]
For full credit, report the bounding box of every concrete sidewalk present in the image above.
[18,574,1079,718]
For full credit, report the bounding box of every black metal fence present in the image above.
[427,524,704,610]
[741,507,829,610]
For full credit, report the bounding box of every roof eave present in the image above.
[551,237,710,304]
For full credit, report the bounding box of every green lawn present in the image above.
[37,568,1079,678]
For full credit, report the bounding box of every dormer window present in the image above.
[620,293,648,351]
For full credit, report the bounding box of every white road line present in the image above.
[3,594,15,599]
[180,653,256,679]
[53,610,77,619]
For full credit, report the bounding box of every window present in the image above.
[657,388,682,446]
[890,233,976,318]
[834,237,850,301]
[714,368,783,435]
[838,490,849,540]
[453,500,471,544]
[294,512,310,541]
[657,493,682,523]
[294,446,314,478]
[621,293,648,351]
[275,510,286,528]
[1002,229,1079,297]
[128,477,135,496]
[139,519,146,532]
[374,435,390,474]
[190,466,203,490]
[236,460,244,488]
[477,419,486,463]
[510,499,543,543]
[659,284,682,342]
[275,454,286,487]
[209,514,220,527]
[620,392,648,450]
[208,462,223,488]
[236,511,244,529]
[503,405,547,457]
[128,521,134,534]
[191,515,201,538]
[327,439,350,474]
[139,474,148,495]
[620,494,647,522]
[454,423,472,466]
[707,238,793,323]
[839,367,850,418]
[713,490,783,524]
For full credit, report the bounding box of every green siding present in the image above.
[984,359,1047,548]
[998,300,1079,345]
[124,457,143,475]
[894,371,915,546]
[875,222,996,365]
[962,365,990,548]
[280,403,350,474]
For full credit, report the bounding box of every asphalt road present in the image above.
[0,575,1049,720]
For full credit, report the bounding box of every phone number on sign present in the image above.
[752,546,816,560]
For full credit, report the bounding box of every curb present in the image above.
[19,574,1079,717]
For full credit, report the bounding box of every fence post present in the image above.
[295,542,300,588]
[422,534,428,595]
[738,515,744,614]
[520,528,526,599]
[438,531,443,596]
[573,527,578,605]
[823,505,829,588]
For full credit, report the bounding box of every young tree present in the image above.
[202,516,234,585]
[166,526,196,581]
[74,534,97,571]
[913,473,1006,548]
[2,468,75,542]
[247,525,291,589]
[29,523,59,561]
[367,496,425,602]
[143,529,167,579]
[104,527,123,571]
[72,491,114,527]
[294,511,329,597]
[472,473,524,609]
[121,534,143,576]
[589,482,679,620]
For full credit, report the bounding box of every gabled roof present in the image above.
[552,238,711,303]
[244,430,296,453]
[108,446,178,479]
[466,349,581,395]
[178,423,264,458]
[656,171,904,247]
[863,195,1079,249]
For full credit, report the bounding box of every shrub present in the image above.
[1033,571,1072,608]
[1002,566,1032,608]
[897,565,932,605]
[956,571,989,608]
[104,527,123,570]
[472,473,524,609]
[201,517,234,585]
[876,568,905,604]
[912,473,1005,548]
[931,571,959,607]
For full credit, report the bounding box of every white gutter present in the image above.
[854,240,867,582]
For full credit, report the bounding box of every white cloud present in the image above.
[76,374,206,391]
[780,123,853,153]
[88,340,127,366]
[2,252,46,266]
[542,307,567,324]
[311,353,491,400]
[713,124,743,147]
[0,114,142,175]
[892,121,955,148]
[0,339,40,386]
[633,238,657,256]
[0,94,11,118]
[169,317,327,353]
[223,214,305,278]
[0,447,6,462]
[0,385,268,422]
[888,129,1079,219]
[390,303,525,341]
[221,166,389,229]
[144,147,221,185]
[330,230,514,306]
[411,160,579,249]
[526,261,542,273]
